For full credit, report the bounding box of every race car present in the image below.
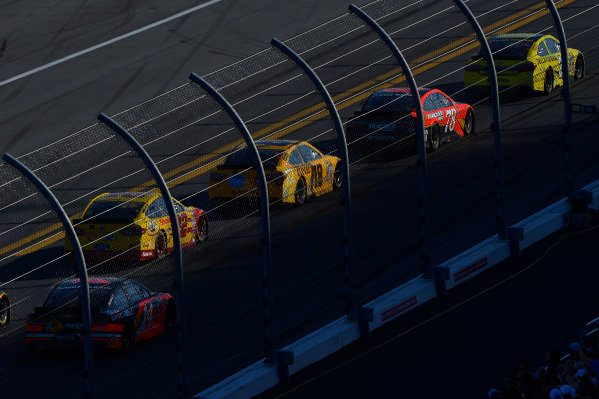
[26,277,175,351]
[65,192,208,262]
[0,291,9,326]
[464,33,584,95]
[209,139,342,206]
[346,87,475,151]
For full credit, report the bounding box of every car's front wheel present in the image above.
[194,215,208,243]
[333,163,342,190]
[0,296,9,326]
[165,302,176,330]
[427,124,440,152]
[155,233,167,259]
[543,69,554,95]
[463,109,475,136]
[294,178,307,206]
[574,56,584,80]
[121,322,135,351]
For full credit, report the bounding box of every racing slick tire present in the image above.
[574,56,584,80]
[0,295,9,326]
[122,321,135,351]
[464,109,475,136]
[543,69,554,95]
[333,163,342,190]
[165,301,176,330]
[294,178,307,207]
[194,215,208,243]
[427,124,441,152]
[155,233,167,259]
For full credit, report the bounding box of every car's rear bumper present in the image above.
[26,332,124,351]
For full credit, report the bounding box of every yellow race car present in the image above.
[209,139,342,206]
[464,33,584,95]
[66,192,208,262]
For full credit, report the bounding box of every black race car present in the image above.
[26,277,175,351]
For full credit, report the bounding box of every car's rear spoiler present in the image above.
[214,165,279,172]
[73,217,135,225]
[471,54,526,61]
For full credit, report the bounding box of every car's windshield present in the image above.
[487,39,533,59]
[83,200,143,220]
[224,148,284,169]
[363,92,415,113]
[44,283,114,309]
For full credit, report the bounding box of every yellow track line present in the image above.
[0,0,577,257]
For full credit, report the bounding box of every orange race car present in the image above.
[346,87,475,151]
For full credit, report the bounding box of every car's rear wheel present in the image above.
[427,124,440,152]
[333,163,342,190]
[155,233,167,259]
[543,69,554,95]
[194,215,208,243]
[574,56,584,80]
[122,322,135,351]
[0,296,9,326]
[294,178,306,206]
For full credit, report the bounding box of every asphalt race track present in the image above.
[1,0,598,398]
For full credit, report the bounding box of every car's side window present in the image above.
[437,93,452,108]
[298,145,317,162]
[145,202,158,218]
[309,147,322,160]
[545,38,560,54]
[423,95,435,112]
[173,201,184,213]
[124,283,143,304]
[537,41,549,57]
[288,149,303,165]
[153,198,168,218]
[110,288,129,310]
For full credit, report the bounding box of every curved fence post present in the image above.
[188,73,276,364]
[348,4,433,280]
[543,0,574,202]
[270,38,358,323]
[2,153,96,399]
[450,0,506,240]
[97,113,189,398]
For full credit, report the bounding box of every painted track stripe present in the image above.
[0,0,223,88]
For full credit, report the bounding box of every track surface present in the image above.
[0,0,598,398]
[256,224,599,399]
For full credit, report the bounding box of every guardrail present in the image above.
[0,0,596,398]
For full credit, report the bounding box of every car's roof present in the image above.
[95,192,160,203]
[254,139,300,150]
[490,33,545,42]
[376,87,432,96]
[59,277,125,288]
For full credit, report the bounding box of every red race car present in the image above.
[26,277,175,351]
[346,87,475,151]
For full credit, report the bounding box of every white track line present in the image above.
[0,0,223,88]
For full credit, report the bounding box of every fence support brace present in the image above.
[98,113,189,398]
[348,4,433,281]
[270,38,358,323]
[542,0,575,203]
[2,153,96,399]
[450,0,506,241]
[188,73,277,364]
